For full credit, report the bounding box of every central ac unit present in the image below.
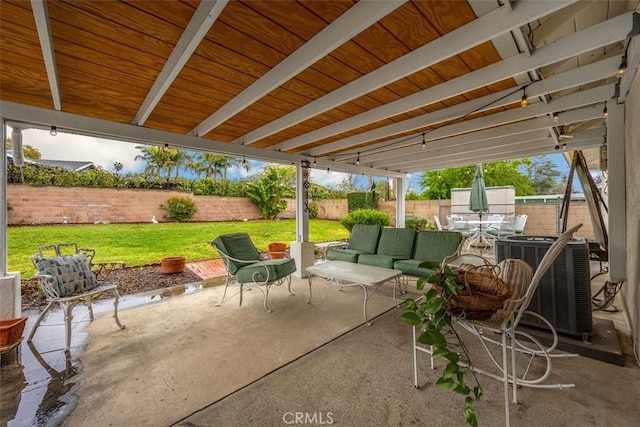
[497,235,592,338]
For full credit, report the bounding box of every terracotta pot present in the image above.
[161,257,186,274]
[268,242,287,259]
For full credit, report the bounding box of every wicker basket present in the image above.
[448,265,512,320]
[0,317,28,347]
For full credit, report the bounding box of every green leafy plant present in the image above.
[401,263,483,427]
[339,209,390,231]
[159,196,198,222]
[308,201,319,220]
[245,166,295,219]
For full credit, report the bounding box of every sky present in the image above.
[7,126,572,193]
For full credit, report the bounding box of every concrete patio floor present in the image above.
[1,259,638,426]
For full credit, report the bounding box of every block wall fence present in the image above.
[7,185,594,240]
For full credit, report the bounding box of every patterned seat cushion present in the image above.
[34,253,97,296]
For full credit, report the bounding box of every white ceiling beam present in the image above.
[238,0,576,146]
[352,84,614,165]
[279,11,633,153]
[133,0,228,126]
[531,0,593,46]
[0,100,406,178]
[391,129,605,172]
[368,102,609,169]
[30,0,61,110]
[191,0,407,137]
[320,57,620,158]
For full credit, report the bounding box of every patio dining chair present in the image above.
[211,233,297,312]
[487,214,528,238]
[455,223,582,426]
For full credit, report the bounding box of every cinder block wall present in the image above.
[7,185,593,240]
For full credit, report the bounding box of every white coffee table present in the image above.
[306,260,402,325]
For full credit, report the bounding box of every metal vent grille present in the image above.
[497,235,592,337]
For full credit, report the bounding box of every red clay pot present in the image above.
[161,257,186,274]
[268,242,287,259]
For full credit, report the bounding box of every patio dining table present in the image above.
[465,219,505,249]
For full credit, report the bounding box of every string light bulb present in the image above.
[242,156,247,168]
[313,157,317,167]
[553,112,559,122]
[356,152,360,166]
[616,59,628,78]
[603,106,608,118]
[50,125,57,136]
[421,133,426,150]
[520,88,528,107]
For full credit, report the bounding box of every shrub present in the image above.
[340,209,390,231]
[405,214,427,231]
[159,196,198,222]
[308,202,319,220]
[347,191,378,212]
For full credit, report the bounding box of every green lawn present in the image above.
[8,219,349,278]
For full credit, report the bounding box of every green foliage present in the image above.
[405,190,426,200]
[159,196,198,222]
[524,156,564,194]
[8,219,349,277]
[340,209,390,231]
[308,202,319,220]
[405,214,436,231]
[402,264,483,427]
[347,191,378,212]
[420,160,536,199]
[192,177,247,196]
[245,165,295,219]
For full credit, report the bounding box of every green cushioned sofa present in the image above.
[326,226,462,279]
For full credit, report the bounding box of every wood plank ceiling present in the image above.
[1,0,638,176]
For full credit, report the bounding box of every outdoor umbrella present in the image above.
[469,164,489,239]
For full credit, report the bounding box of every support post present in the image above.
[292,160,314,278]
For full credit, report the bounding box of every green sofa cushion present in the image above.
[236,258,296,284]
[357,254,396,269]
[327,248,367,263]
[348,224,382,253]
[377,228,415,258]
[412,231,462,263]
[213,233,262,275]
[393,259,436,278]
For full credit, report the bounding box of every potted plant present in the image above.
[401,262,484,427]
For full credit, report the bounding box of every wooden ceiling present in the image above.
[1,0,638,176]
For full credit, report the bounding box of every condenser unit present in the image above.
[497,235,592,338]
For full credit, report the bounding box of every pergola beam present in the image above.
[279,11,633,153]
[30,0,61,110]
[239,0,575,146]
[192,0,407,138]
[133,0,228,126]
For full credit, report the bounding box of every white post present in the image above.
[1,119,22,318]
[291,160,314,278]
[395,178,406,228]
[607,100,626,281]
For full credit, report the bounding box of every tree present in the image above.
[6,137,41,159]
[525,156,563,194]
[337,174,362,192]
[420,160,536,199]
[245,165,295,219]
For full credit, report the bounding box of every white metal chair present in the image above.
[29,243,126,354]
[434,215,444,231]
[456,224,582,426]
[487,214,528,238]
